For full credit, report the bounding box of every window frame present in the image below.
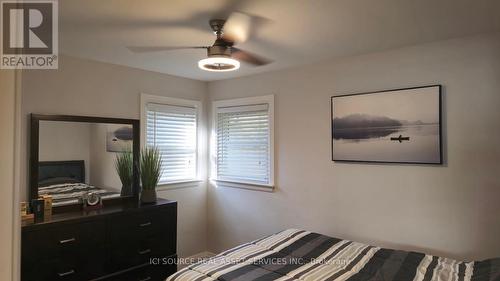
[140,93,203,187]
[211,95,275,190]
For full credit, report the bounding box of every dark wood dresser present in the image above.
[22,199,177,281]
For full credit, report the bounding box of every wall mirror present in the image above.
[30,114,140,212]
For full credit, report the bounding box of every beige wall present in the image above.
[207,33,500,260]
[21,55,208,258]
[0,70,18,281]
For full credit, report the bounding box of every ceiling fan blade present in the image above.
[232,48,272,66]
[127,46,208,53]
[222,12,252,43]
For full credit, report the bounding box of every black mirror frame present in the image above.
[30,114,140,213]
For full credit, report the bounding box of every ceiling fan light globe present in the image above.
[198,57,240,72]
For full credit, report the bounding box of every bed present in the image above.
[38,160,121,206]
[168,229,499,281]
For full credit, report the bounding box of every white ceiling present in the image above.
[60,0,500,81]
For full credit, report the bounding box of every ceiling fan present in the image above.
[127,12,272,72]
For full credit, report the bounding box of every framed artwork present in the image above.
[106,124,133,152]
[331,85,442,164]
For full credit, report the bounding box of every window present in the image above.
[213,95,274,188]
[141,94,201,185]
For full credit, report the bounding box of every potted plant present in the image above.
[114,150,133,196]
[140,146,162,203]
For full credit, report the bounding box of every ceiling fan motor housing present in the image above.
[207,45,232,57]
[200,45,240,71]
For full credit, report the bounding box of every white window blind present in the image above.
[216,104,270,185]
[146,103,197,184]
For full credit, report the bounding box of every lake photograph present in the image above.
[331,86,442,164]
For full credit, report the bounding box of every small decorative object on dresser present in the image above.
[140,146,162,204]
[39,195,53,219]
[21,202,28,216]
[81,191,103,211]
[31,199,45,223]
[21,202,34,224]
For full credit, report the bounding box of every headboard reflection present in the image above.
[38,160,85,184]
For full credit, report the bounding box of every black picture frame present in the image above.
[30,114,141,213]
[331,85,443,165]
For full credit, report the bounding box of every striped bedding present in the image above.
[38,182,121,206]
[168,229,499,281]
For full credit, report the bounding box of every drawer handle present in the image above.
[139,277,151,281]
[58,269,75,277]
[59,238,76,244]
[138,249,151,255]
[139,222,152,227]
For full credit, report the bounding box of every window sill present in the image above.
[212,179,275,192]
[157,180,203,190]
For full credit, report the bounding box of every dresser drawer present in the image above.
[109,235,175,271]
[21,254,105,281]
[22,220,106,261]
[104,261,177,281]
[22,259,81,281]
[109,208,175,242]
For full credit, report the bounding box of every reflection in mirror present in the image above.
[38,121,134,206]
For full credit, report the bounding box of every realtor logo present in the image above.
[1,0,58,69]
